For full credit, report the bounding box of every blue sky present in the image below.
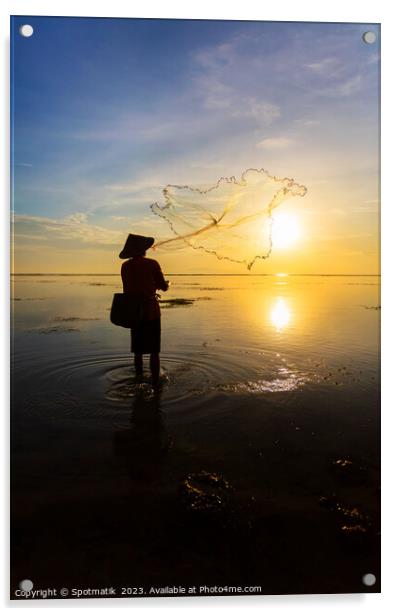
[11,17,380,273]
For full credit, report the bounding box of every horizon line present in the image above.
[10,272,381,277]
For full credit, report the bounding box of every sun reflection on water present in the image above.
[270,297,291,331]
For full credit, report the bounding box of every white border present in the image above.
[2,1,396,613]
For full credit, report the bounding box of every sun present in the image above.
[270,212,301,250]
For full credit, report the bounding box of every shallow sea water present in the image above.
[10,274,381,593]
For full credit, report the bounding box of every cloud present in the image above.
[295,118,320,127]
[368,52,380,65]
[13,208,168,253]
[336,75,362,96]
[193,39,241,71]
[256,136,295,149]
[235,97,280,124]
[306,57,342,75]
[304,55,363,98]
[195,73,280,124]
[13,213,123,247]
[14,233,47,241]
[200,76,233,110]
[192,34,280,125]
[313,74,363,98]
[64,212,88,224]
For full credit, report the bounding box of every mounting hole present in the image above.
[362,573,376,586]
[362,31,377,44]
[19,579,33,591]
[19,24,34,38]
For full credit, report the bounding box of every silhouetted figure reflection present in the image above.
[119,234,169,387]
[113,385,171,482]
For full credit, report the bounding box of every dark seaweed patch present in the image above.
[35,326,80,334]
[53,316,100,322]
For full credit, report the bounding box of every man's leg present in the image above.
[150,353,160,386]
[134,353,143,377]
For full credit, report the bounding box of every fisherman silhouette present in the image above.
[119,234,169,387]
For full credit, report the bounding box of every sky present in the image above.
[11,17,380,274]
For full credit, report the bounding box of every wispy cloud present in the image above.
[304,54,363,98]
[192,34,280,126]
[336,75,363,96]
[234,97,280,124]
[13,209,168,252]
[13,213,123,247]
[64,212,88,224]
[295,118,320,127]
[193,37,243,71]
[306,57,343,75]
[368,52,380,65]
[199,76,233,109]
[256,136,295,149]
[193,72,280,124]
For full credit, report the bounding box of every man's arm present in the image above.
[153,261,169,291]
[120,262,128,293]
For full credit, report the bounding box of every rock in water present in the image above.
[179,471,235,528]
